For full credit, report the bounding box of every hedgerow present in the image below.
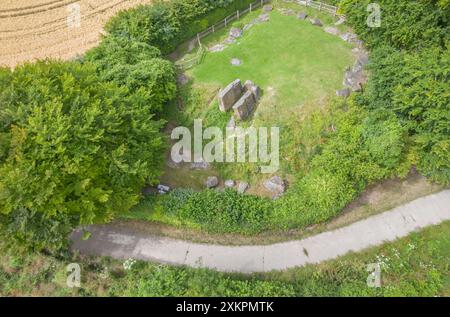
[105,0,256,55]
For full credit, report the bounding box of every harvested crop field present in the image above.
[0,0,152,68]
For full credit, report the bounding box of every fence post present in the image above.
[319,3,322,11]
[237,10,240,20]
[212,24,215,33]
[334,7,337,17]
[250,3,252,12]
[197,33,201,46]
[225,17,227,27]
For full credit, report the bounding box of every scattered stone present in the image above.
[223,37,236,45]
[156,184,171,195]
[209,44,226,52]
[340,32,358,43]
[310,18,323,27]
[229,27,243,39]
[324,26,339,36]
[224,180,235,188]
[227,116,236,129]
[191,160,210,170]
[231,58,242,66]
[257,13,270,23]
[233,90,256,121]
[218,79,244,112]
[237,181,249,194]
[343,62,367,92]
[357,53,369,67]
[263,176,286,194]
[205,176,219,189]
[336,88,351,98]
[297,12,308,20]
[279,8,295,16]
[244,80,261,101]
[263,5,273,13]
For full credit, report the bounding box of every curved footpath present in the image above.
[71,190,450,273]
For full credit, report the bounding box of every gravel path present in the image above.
[70,190,450,273]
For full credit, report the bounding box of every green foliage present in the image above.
[0,61,166,251]
[341,0,448,50]
[105,0,255,54]
[273,100,408,229]
[84,36,177,114]
[162,188,272,234]
[1,222,449,296]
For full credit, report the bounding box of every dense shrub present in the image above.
[162,188,272,234]
[106,0,255,54]
[0,61,166,251]
[84,36,177,114]
[273,101,408,229]
[341,0,448,51]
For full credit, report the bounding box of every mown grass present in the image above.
[1,222,448,296]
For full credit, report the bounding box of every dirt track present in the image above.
[0,0,152,68]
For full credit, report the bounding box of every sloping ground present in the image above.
[71,190,450,273]
[0,0,152,68]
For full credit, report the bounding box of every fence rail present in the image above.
[176,0,271,70]
[296,0,342,16]
[177,0,343,70]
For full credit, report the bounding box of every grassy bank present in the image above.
[1,222,448,296]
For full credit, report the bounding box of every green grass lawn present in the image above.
[1,222,448,296]
[189,9,353,120]
[163,6,355,185]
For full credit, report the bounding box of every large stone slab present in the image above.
[233,90,256,120]
[263,176,286,194]
[218,79,243,112]
[244,80,261,101]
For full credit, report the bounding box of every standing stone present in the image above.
[257,13,270,23]
[218,79,243,112]
[263,176,286,194]
[209,44,226,52]
[324,27,339,36]
[336,88,351,98]
[157,184,171,193]
[263,5,273,13]
[244,80,261,101]
[205,176,219,188]
[224,180,235,188]
[231,58,242,66]
[297,12,308,20]
[233,90,256,120]
[310,18,323,27]
[237,182,249,194]
[229,27,243,39]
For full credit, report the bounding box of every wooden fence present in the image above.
[176,0,271,70]
[292,0,341,16]
[176,0,343,70]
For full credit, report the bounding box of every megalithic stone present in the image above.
[233,90,256,120]
[218,79,243,112]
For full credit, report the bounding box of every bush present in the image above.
[0,61,166,251]
[106,0,255,54]
[162,188,272,234]
[341,0,448,50]
[85,36,177,114]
